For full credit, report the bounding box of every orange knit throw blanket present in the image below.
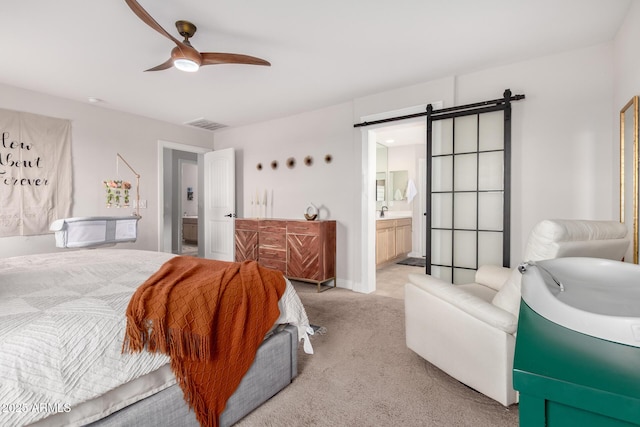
[123,257,285,427]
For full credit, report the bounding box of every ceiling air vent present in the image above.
[184,118,227,132]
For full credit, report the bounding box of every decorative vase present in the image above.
[304,203,318,221]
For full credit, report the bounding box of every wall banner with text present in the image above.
[0,108,72,237]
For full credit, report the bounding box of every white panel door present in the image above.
[203,148,235,261]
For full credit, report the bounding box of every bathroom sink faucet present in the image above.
[380,206,388,218]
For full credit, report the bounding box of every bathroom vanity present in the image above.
[376,216,412,267]
[182,216,198,244]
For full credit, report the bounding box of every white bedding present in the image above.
[0,249,311,427]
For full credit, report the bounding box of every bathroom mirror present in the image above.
[376,144,388,203]
[389,170,409,201]
[376,174,386,202]
[620,96,639,263]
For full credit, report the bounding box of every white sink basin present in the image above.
[377,211,411,220]
[520,257,640,347]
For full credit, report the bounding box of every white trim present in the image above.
[335,278,354,291]
[157,140,210,253]
[359,102,442,294]
[356,129,377,294]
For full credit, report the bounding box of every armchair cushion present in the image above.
[524,219,628,261]
[408,273,517,334]
[474,265,512,291]
[491,268,522,318]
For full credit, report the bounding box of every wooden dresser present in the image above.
[235,218,336,291]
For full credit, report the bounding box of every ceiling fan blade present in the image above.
[201,52,271,67]
[144,58,174,72]
[124,0,196,56]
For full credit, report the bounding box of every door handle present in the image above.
[224,213,236,218]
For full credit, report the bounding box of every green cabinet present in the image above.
[513,302,640,426]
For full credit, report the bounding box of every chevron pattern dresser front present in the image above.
[234,218,336,292]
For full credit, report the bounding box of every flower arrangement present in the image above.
[104,180,132,208]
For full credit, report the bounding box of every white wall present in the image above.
[0,83,213,257]
[456,43,616,265]
[214,102,358,288]
[387,144,425,256]
[214,43,620,290]
[613,0,640,262]
[614,1,640,109]
[181,162,198,217]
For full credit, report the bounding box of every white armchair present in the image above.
[404,219,629,406]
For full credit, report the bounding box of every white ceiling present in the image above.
[375,121,426,147]
[0,0,632,130]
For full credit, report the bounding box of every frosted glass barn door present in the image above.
[429,110,507,284]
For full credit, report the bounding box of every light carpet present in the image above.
[236,281,519,427]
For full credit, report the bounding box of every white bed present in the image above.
[0,249,311,427]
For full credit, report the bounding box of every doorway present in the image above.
[179,159,198,255]
[364,91,517,294]
[157,140,210,255]
[360,102,442,295]
[371,120,427,298]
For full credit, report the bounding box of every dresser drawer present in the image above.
[259,220,286,234]
[235,219,258,232]
[287,221,320,235]
[259,258,286,273]
[259,232,286,250]
[259,247,286,261]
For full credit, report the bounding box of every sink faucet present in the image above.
[380,206,388,218]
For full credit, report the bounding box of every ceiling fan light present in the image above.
[173,58,199,72]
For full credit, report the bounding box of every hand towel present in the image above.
[406,179,418,203]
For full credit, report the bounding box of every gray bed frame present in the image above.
[89,325,298,427]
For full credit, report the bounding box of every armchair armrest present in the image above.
[407,273,517,334]
[474,265,512,291]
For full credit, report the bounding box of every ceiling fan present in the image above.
[124,0,270,72]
